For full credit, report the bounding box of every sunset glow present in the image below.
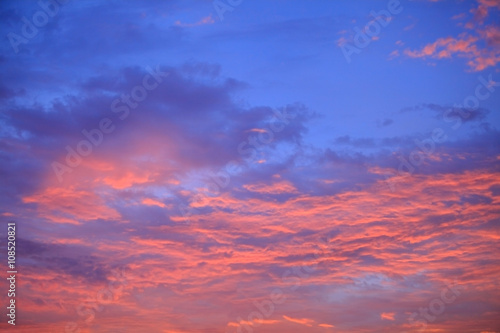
[0,0,499,332]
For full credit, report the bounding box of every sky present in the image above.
[0,0,499,332]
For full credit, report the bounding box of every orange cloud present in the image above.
[283,315,315,326]
[243,181,298,195]
[403,34,499,71]
[473,0,500,22]
[399,0,500,71]
[381,312,395,320]
[142,198,167,208]
[175,15,215,27]
[227,318,280,327]
[102,171,153,189]
[22,186,120,224]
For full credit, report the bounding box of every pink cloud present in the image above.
[381,312,396,320]
[283,315,316,326]
[175,15,215,27]
[398,0,500,71]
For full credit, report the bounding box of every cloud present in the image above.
[175,15,215,27]
[399,0,500,71]
[403,34,500,71]
[283,315,316,326]
[473,0,500,23]
[22,185,121,224]
[381,118,394,127]
[0,2,499,331]
[401,103,490,123]
[381,312,396,320]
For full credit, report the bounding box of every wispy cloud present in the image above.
[175,15,215,27]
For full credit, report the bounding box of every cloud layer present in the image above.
[0,0,499,332]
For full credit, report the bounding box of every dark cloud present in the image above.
[489,184,500,196]
[16,238,113,285]
[460,194,493,205]
[401,103,490,123]
[381,118,393,126]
